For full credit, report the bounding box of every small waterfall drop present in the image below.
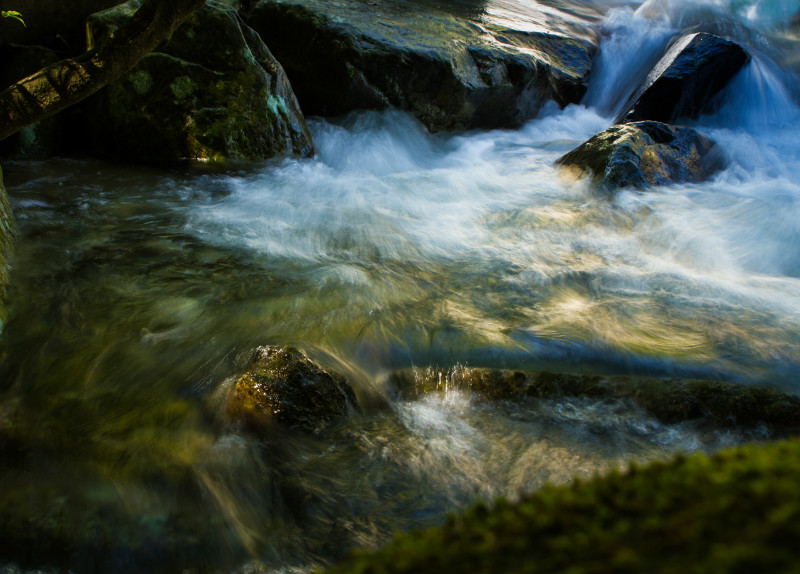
[583,0,800,128]
[707,54,799,131]
[581,7,674,117]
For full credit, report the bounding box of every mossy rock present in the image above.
[388,366,800,433]
[556,121,724,190]
[617,32,750,125]
[226,346,357,433]
[0,167,16,332]
[82,0,313,161]
[328,438,800,573]
[245,0,597,132]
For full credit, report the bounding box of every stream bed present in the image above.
[2,0,800,571]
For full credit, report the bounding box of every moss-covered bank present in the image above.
[329,438,800,573]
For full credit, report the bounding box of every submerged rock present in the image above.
[617,32,750,125]
[555,121,723,189]
[0,167,15,332]
[83,0,313,161]
[328,438,800,574]
[227,346,357,433]
[389,366,800,432]
[244,0,597,132]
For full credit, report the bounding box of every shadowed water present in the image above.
[1,0,800,571]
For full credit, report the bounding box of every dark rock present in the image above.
[388,366,800,431]
[0,167,15,332]
[244,0,598,132]
[226,346,357,433]
[555,121,723,189]
[616,32,750,124]
[82,0,313,161]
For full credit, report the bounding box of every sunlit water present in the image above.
[1,0,800,571]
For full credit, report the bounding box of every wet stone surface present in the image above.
[226,346,358,433]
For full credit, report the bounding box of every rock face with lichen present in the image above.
[83,0,313,161]
[226,346,357,433]
[244,0,598,132]
[555,121,723,189]
[0,167,15,332]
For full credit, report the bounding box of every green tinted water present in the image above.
[1,111,795,570]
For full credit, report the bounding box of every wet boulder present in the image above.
[244,0,598,132]
[0,167,15,332]
[616,32,750,124]
[555,121,723,190]
[226,346,357,433]
[388,366,800,432]
[82,0,314,161]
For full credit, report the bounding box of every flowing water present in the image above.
[1,0,799,572]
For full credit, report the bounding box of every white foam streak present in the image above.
[184,81,800,377]
[704,57,800,133]
[582,7,674,116]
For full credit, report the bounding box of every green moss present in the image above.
[329,439,800,573]
[169,75,196,102]
[267,94,288,116]
[85,0,313,162]
[128,70,153,95]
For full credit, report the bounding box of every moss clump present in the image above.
[329,438,800,573]
[169,75,196,101]
[388,366,800,433]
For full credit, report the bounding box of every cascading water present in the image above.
[1,0,799,572]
